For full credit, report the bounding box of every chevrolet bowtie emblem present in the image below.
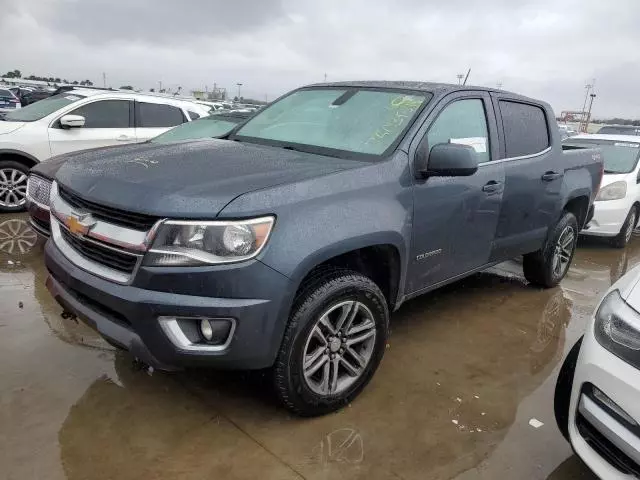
[66,212,96,237]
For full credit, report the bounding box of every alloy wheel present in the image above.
[552,225,575,279]
[625,211,636,243]
[0,168,28,208]
[302,300,377,396]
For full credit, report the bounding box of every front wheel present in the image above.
[611,206,637,249]
[0,161,29,213]
[273,268,389,416]
[523,211,578,288]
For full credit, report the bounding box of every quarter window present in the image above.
[427,98,491,163]
[137,102,185,128]
[500,100,550,157]
[69,100,131,128]
[187,110,201,120]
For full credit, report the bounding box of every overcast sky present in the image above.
[2,0,639,117]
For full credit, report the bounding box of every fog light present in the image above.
[591,385,637,426]
[200,318,214,341]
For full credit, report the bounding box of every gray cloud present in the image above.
[1,0,640,117]
[43,0,287,44]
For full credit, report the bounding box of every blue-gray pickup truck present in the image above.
[42,81,603,416]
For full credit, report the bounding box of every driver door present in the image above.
[48,99,136,157]
[406,92,505,294]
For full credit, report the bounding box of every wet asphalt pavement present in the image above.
[3,212,636,480]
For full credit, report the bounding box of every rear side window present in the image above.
[137,102,185,127]
[500,101,550,157]
[70,100,131,128]
[187,110,201,120]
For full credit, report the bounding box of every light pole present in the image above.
[456,74,464,85]
[585,93,596,133]
[236,83,243,100]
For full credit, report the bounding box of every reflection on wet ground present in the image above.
[3,213,639,479]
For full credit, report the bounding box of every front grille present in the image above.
[576,412,640,476]
[59,186,157,231]
[60,227,139,274]
[27,175,52,206]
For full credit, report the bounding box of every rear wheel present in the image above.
[611,206,637,249]
[0,161,29,213]
[523,211,578,288]
[273,268,389,416]
[554,337,583,441]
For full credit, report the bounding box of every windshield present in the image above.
[564,138,640,173]
[151,116,241,144]
[4,93,85,122]
[234,88,430,156]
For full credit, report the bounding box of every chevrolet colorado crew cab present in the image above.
[43,82,603,416]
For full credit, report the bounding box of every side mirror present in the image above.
[60,114,85,129]
[417,143,479,178]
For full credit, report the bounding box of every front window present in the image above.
[234,88,431,156]
[564,139,640,174]
[151,116,241,144]
[3,93,86,122]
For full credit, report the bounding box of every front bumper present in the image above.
[568,329,640,478]
[581,199,632,237]
[44,239,295,370]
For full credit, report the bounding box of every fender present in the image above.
[0,149,40,164]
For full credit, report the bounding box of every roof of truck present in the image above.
[309,80,534,100]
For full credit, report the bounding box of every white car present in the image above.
[555,265,640,478]
[0,88,209,212]
[564,134,640,248]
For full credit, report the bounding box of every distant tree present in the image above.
[54,77,61,83]
[159,88,166,93]
[13,69,21,78]
[72,80,79,85]
[119,85,134,90]
[233,96,239,102]
[48,77,54,82]
[63,79,69,83]
[149,88,155,92]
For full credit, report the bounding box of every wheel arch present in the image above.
[0,149,39,168]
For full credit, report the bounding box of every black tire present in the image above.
[554,337,583,442]
[523,211,578,288]
[0,160,29,213]
[611,206,637,249]
[273,268,389,416]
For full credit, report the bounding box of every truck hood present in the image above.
[55,139,364,218]
[0,121,26,135]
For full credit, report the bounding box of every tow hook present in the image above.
[61,310,77,322]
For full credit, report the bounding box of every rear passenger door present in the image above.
[48,99,136,157]
[491,96,561,259]
[134,101,187,141]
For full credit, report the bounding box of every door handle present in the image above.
[541,171,563,182]
[482,181,503,193]
[117,135,130,141]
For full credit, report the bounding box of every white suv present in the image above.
[0,88,210,212]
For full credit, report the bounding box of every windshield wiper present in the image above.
[603,169,619,174]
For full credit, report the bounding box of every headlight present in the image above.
[594,290,640,368]
[144,216,275,266]
[596,181,627,201]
